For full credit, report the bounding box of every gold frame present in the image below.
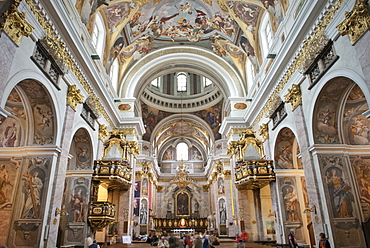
[175,191,191,217]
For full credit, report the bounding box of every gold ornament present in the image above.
[336,0,370,44]
[227,129,264,161]
[67,85,84,110]
[251,0,345,128]
[1,0,34,44]
[98,124,109,141]
[284,84,302,110]
[258,123,269,141]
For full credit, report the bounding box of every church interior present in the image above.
[0,0,370,247]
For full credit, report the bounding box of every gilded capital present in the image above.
[156,185,163,192]
[1,0,34,44]
[258,123,269,141]
[336,0,370,44]
[98,124,109,141]
[67,85,84,110]
[284,84,302,110]
[202,184,210,192]
[224,170,232,179]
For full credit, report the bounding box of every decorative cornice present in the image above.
[336,0,370,44]
[1,0,34,44]
[251,0,346,127]
[258,123,269,141]
[24,0,113,126]
[67,85,84,110]
[284,84,302,110]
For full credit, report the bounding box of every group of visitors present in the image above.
[157,231,220,248]
[288,229,331,248]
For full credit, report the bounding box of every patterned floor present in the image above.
[108,241,274,248]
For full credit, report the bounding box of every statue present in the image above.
[207,212,216,230]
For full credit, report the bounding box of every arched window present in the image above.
[151,78,159,87]
[92,13,105,59]
[110,59,119,91]
[204,78,213,87]
[260,13,273,59]
[177,73,187,92]
[176,142,188,161]
[246,57,254,93]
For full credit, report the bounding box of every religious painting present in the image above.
[102,2,133,32]
[163,149,173,160]
[274,128,295,169]
[192,148,202,160]
[266,221,276,234]
[217,177,225,195]
[73,129,92,170]
[69,186,87,223]
[193,101,222,140]
[109,222,118,236]
[231,2,261,34]
[279,178,301,222]
[133,198,140,216]
[313,77,353,144]
[141,178,149,197]
[0,158,20,209]
[240,35,259,73]
[0,117,20,148]
[19,80,55,145]
[134,181,140,198]
[141,103,173,141]
[176,192,189,216]
[5,88,26,123]
[262,0,285,29]
[128,0,238,42]
[341,85,369,145]
[21,167,46,219]
[320,155,354,218]
[350,155,370,218]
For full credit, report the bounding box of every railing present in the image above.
[234,160,275,189]
[88,201,116,230]
[93,160,132,190]
[154,217,208,231]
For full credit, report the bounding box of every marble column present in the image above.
[291,105,324,237]
[0,31,17,106]
[45,105,77,248]
[253,188,264,241]
[354,31,370,89]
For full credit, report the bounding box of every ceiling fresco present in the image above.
[75,0,289,84]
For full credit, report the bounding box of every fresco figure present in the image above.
[283,188,300,221]
[349,115,370,145]
[22,171,43,219]
[326,169,352,217]
[71,188,85,222]
[3,122,17,147]
[0,165,10,203]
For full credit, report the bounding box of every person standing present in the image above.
[288,229,297,248]
[193,235,202,248]
[319,233,331,248]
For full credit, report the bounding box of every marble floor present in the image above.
[108,242,273,248]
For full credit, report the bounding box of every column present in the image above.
[45,105,79,248]
[253,189,264,241]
